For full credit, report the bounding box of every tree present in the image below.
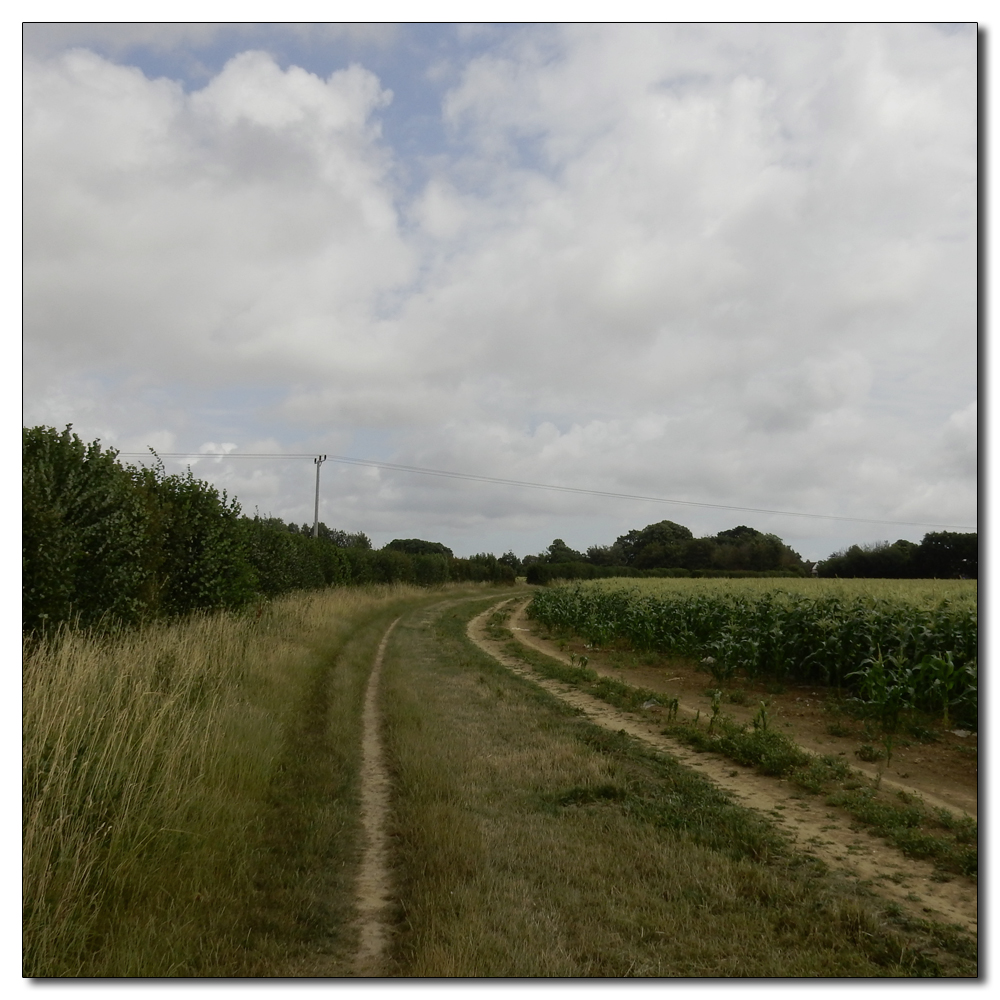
[544,539,585,563]
[715,525,763,545]
[498,550,523,574]
[586,542,627,566]
[22,426,259,628]
[130,463,256,616]
[916,532,978,579]
[713,527,805,573]
[681,537,716,570]
[618,520,693,569]
[816,537,959,579]
[385,538,454,558]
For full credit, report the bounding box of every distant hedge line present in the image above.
[23,425,512,633]
[525,562,807,586]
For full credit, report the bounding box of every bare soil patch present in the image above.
[469,599,977,936]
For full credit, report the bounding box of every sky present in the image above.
[21,21,979,562]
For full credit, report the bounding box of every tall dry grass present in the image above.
[23,585,426,977]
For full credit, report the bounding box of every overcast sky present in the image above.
[22,22,978,562]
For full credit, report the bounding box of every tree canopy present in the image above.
[385,538,454,558]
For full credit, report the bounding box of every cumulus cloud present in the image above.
[24,48,413,386]
[22,24,977,558]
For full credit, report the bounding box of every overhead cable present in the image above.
[115,451,977,531]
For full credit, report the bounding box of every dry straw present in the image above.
[23,585,423,977]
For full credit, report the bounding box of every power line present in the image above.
[115,451,977,531]
[118,453,315,459]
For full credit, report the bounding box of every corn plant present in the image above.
[708,689,723,732]
[917,651,965,728]
[752,702,769,732]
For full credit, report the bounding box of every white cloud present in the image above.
[22,25,977,559]
[24,47,414,389]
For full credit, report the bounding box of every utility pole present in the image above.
[313,454,327,537]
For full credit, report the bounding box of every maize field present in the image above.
[527,580,978,729]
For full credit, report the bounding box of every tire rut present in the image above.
[353,617,400,977]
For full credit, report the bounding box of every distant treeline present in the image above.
[22,426,512,632]
[525,564,805,585]
[23,425,976,630]
[513,521,809,582]
[514,519,977,584]
[816,535,977,580]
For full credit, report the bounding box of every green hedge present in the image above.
[23,426,514,632]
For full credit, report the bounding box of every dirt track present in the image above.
[467,598,977,936]
[353,618,399,977]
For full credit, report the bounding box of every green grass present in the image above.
[826,789,978,879]
[378,600,975,976]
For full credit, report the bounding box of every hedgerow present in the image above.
[23,425,512,632]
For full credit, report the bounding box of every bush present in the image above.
[24,426,152,631]
[131,464,257,617]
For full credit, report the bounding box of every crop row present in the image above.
[527,585,977,728]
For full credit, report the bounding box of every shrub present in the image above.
[23,426,150,631]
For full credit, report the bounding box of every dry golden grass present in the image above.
[23,584,432,977]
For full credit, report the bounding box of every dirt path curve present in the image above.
[353,617,400,978]
[468,600,977,936]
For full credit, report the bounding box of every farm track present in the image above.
[467,598,978,936]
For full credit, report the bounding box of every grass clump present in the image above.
[856,743,887,763]
[673,716,811,776]
[827,789,977,878]
[826,720,855,737]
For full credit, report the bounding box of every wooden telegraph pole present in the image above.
[312,454,327,537]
